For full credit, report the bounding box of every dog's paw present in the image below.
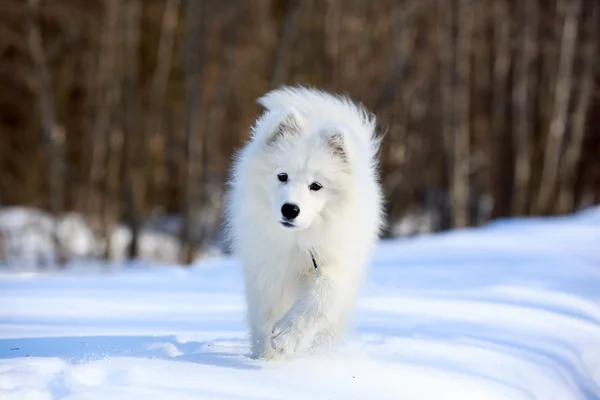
[270,318,303,356]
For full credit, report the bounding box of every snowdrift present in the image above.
[1,207,599,399]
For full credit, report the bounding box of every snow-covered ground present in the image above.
[0,207,222,267]
[1,207,600,400]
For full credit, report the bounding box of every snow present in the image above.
[0,207,95,267]
[1,208,600,399]
[0,207,221,268]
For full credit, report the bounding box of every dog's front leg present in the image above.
[271,272,344,356]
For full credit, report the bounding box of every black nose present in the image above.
[281,203,300,220]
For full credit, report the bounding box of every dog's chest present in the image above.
[268,247,316,281]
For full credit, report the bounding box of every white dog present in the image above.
[224,86,384,360]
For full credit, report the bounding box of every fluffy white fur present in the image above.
[224,86,384,360]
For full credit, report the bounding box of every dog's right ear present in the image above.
[265,107,304,145]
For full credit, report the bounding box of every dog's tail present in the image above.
[258,86,381,157]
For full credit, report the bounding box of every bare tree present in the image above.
[511,0,538,216]
[470,0,491,220]
[436,0,455,224]
[148,0,181,203]
[26,0,66,265]
[558,2,598,212]
[122,0,143,260]
[535,0,581,214]
[179,0,205,264]
[324,0,340,88]
[379,1,421,230]
[101,3,127,261]
[88,0,122,257]
[270,0,301,89]
[452,0,473,228]
[490,0,512,218]
[203,2,241,247]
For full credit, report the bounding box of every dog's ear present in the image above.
[266,107,303,145]
[324,130,348,162]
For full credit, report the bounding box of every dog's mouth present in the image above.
[280,221,295,228]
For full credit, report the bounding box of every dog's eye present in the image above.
[277,173,288,183]
[309,182,322,191]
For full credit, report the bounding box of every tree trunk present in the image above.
[490,0,511,218]
[472,1,491,225]
[436,0,455,226]
[452,0,473,228]
[179,0,205,265]
[558,2,597,213]
[535,0,581,214]
[325,0,340,89]
[89,0,121,258]
[270,0,300,89]
[203,4,240,248]
[511,0,538,216]
[26,0,66,266]
[148,0,181,205]
[123,0,143,260]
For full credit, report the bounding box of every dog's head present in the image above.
[254,106,353,232]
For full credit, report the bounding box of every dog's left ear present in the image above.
[324,130,348,162]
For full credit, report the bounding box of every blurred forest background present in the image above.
[0,0,598,267]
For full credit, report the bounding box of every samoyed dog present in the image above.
[224,86,384,360]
